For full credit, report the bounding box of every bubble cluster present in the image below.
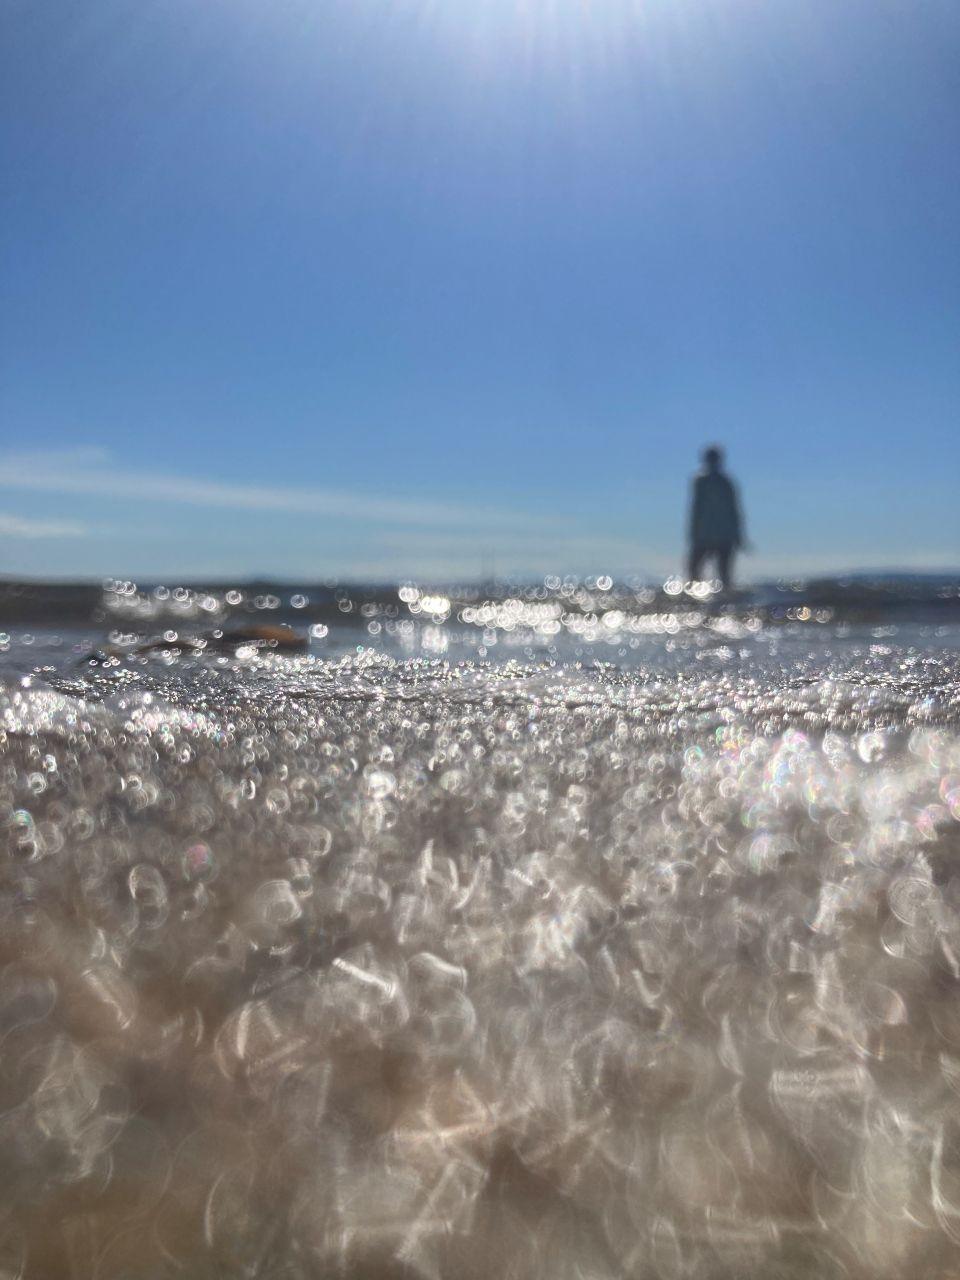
[1,639,959,1277]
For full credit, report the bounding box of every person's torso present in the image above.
[693,472,737,544]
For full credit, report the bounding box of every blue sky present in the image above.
[1,0,957,582]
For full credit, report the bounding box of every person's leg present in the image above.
[717,545,734,591]
[688,545,706,581]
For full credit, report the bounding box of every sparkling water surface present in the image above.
[2,613,960,1278]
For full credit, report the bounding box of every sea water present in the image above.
[1,589,959,1278]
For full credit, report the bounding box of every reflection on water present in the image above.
[1,601,960,1277]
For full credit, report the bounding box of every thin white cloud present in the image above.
[0,512,89,539]
[0,447,539,531]
[4,450,951,581]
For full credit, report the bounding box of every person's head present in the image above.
[702,446,723,472]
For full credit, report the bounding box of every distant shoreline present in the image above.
[2,573,958,629]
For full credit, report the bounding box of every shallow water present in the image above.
[2,617,960,1278]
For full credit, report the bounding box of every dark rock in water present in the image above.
[207,623,308,652]
[79,623,307,665]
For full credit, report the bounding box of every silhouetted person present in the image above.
[688,446,744,589]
